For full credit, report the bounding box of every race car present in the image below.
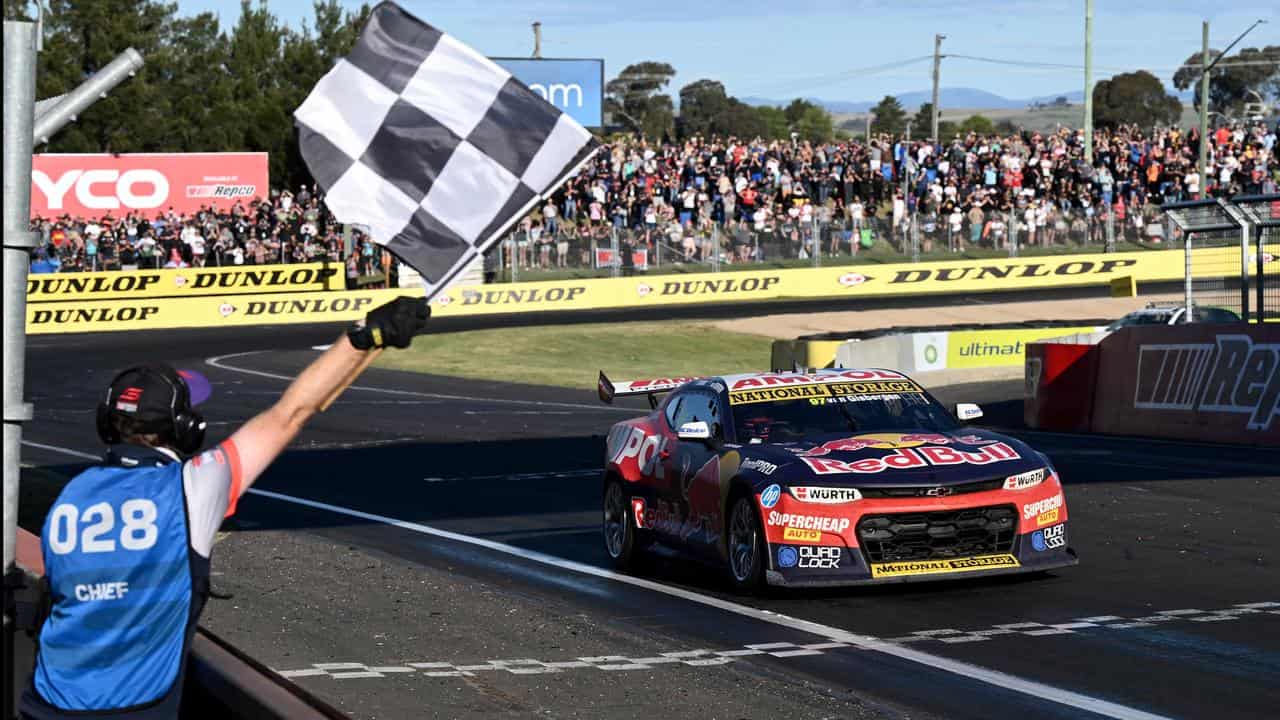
[597,368,1076,592]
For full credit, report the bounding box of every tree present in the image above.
[1173,45,1280,114]
[913,102,935,139]
[1092,70,1181,129]
[678,78,730,138]
[606,62,676,139]
[755,105,789,139]
[784,99,833,142]
[957,114,994,135]
[868,95,906,137]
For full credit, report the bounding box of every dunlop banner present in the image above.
[26,262,343,302]
[27,247,1215,334]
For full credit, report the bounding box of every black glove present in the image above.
[347,296,430,350]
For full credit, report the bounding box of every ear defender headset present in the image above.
[96,365,207,456]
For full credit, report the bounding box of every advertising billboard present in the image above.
[31,152,269,219]
[492,58,604,128]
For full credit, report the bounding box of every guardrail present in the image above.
[24,247,1231,335]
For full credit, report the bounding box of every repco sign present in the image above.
[31,153,268,219]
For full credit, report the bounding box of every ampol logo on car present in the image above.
[759,484,781,508]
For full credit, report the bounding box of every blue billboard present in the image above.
[491,58,604,128]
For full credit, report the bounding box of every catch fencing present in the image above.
[1162,194,1279,323]
[489,204,1148,282]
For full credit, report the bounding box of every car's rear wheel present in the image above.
[726,493,766,593]
[603,479,641,570]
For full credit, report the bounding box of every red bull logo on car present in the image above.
[801,442,1022,475]
[800,432,993,457]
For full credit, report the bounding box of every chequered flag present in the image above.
[295,1,598,294]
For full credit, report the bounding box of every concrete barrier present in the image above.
[1088,323,1279,445]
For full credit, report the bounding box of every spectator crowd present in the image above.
[30,119,1279,277]
[27,185,398,289]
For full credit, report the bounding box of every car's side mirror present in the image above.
[955,403,984,422]
[677,420,713,442]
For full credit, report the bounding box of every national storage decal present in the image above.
[27,263,342,302]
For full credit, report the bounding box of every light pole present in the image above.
[1197,18,1267,198]
[1083,0,1093,164]
[930,34,945,142]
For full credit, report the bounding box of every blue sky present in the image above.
[186,1,1278,102]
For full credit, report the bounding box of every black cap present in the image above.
[105,364,209,432]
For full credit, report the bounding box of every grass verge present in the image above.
[375,321,773,389]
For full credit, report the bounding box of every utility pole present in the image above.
[931,34,945,142]
[531,21,542,59]
[1083,0,1093,164]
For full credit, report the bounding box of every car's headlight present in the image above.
[1003,467,1047,490]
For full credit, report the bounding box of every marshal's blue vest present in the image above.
[23,446,210,718]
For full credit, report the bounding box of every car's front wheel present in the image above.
[726,492,766,593]
[603,479,642,570]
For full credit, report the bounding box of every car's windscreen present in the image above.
[1107,312,1172,330]
[729,380,958,443]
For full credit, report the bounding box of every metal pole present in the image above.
[930,34,945,142]
[4,22,40,720]
[1184,228,1194,318]
[33,48,143,145]
[1240,220,1251,320]
[1257,225,1265,324]
[610,225,619,278]
[531,21,542,59]
[1198,21,1210,199]
[1083,0,1094,164]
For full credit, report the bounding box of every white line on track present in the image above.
[205,351,638,414]
[26,437,1170,720]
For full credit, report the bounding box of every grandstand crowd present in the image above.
[30,119,1279,275]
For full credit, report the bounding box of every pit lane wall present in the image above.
[25,247,1214,334]
[1026,324,1280,446]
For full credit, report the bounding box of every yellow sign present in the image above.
[782,527,822,543]
[944,326,1099,369]
[28,246,1225,334]
[26,262,343,302]
[869,554,1020,579]
[25,290,401,334]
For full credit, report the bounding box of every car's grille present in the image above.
[857,478,1004,498]
[857,505,1018,563]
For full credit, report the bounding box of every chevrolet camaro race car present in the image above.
[597,368,1077,592]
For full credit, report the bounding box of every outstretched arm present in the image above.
[225,296,429,499]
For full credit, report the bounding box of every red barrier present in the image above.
[1024,341,1100,432]
[1090,323,1280,445]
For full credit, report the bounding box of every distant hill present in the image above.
[743,85,1193,113]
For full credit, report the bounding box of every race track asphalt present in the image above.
[19,321,1280,720]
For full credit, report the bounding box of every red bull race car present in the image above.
[598,368,1076,592]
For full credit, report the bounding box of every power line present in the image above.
[737,56,933,94]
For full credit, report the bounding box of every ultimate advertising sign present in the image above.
[491,58,604,127]
[30,153,269,219]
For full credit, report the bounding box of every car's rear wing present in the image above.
[598,371,699,407]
